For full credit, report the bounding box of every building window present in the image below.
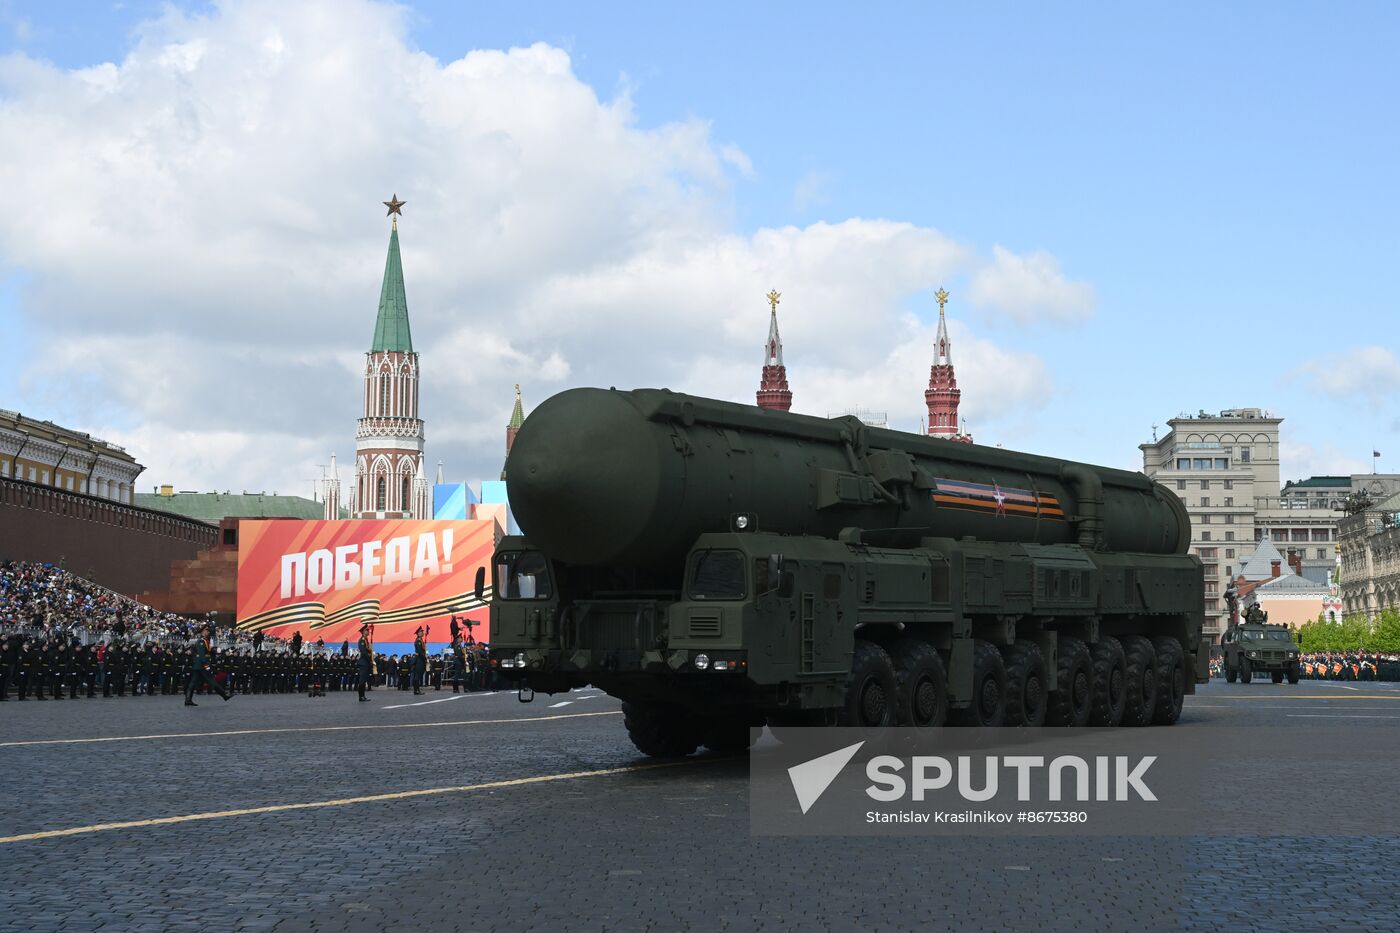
[1201,531,1212,541]
[1224,514,1234,524]
[1200,480,1210,490]
[1200,496,1210,506]
[1199,548,1218,559]
[401,476,410,513]
[375,477,386,511]
[1177,459,1190,470]
[1225,531,1235,541]
[1205,581,1218,595]
[1240,448,1251,463]
[1226,549,1235,559]
[1215,458,1228,469]
[1316,548,1327,560]
[1200,514,1211,524]
[1177,479,1186,490]
[1311,528,1329,542]
[1224,497,1233,506]
[380,377,391,415]
[1224,479,1233,490]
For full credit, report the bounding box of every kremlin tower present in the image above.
[925,288,973,443]
[756,289,793,411]
[352,195,429,519]
[501,384,525,481]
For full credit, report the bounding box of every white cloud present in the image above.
[969,244,1095,323]
[1293,346,1400,406]
[792,170,832,211]
[0,0,1081,494]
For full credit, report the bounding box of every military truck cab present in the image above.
[1221,609,1300,684]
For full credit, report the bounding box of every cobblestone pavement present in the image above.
[3,681,1400,931]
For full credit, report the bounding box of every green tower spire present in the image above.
[371,215,413,353]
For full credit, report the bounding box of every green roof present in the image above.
[371,224,413,353]
[509,386,525,429]
[1283,476,1350,489]
[134,492,337,525]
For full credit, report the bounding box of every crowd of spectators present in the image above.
[0,560,498,701]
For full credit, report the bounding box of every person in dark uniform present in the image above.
[0,633,15,701]
[412,627,428,695]
[185,625,232,706]
[356,623,374,701]
[16,637,35,700]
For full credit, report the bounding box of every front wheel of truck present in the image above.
[623,701,700,758]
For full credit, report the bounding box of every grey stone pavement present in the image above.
[3,680,1400,931]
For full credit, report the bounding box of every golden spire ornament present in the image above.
[767,289,781,313]
[935,287,950,314]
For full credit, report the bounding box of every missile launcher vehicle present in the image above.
[481,388,1207,756]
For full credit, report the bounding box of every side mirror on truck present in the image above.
[474,566,486,600]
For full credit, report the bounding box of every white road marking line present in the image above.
[1287,714,1400,719]
[382,694,470,710]
[0,757,711,845]
[0,710,622,748]
[548,701,573,708]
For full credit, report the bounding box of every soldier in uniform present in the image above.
[412,627,428,696]
[16,637,35,700]
[356,622,374,702]
[184,625,232,706]
[451,637,469,693]
[0,633,14,701]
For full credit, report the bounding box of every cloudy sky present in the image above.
[0,1,1396,499]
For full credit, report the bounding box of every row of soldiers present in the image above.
[0,631,500,700]
[1298,653,1400,681]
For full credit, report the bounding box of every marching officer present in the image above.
[184,625,232,706]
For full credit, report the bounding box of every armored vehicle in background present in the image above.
[1221,605,1300,684]
[482,388,1207,757]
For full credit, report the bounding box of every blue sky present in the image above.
[0,1,1396,489]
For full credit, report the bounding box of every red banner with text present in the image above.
[236,519,495,646]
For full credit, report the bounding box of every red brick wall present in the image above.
[0,477,216,596]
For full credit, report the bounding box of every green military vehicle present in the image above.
[480,388,1208,756]
[1221,603,1301,684]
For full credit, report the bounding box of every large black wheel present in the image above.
[1271,670,1284,684]
[1240,657,1253,684]
[1225,663,1237,683]
[1151,636,1185,726]
[623,701,700,758]
[1120,635,1158,728]
[952,639,1006,727]
[836,640,899,729]
[892,638,949,728]
[1046,636,1093,727]
[1286,661,1300,685]
[701,711,761,754]
[1002,640,1048,727]
[1088,636,1126,727]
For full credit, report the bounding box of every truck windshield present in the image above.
[495,551,553,600]
[688,550,745,600]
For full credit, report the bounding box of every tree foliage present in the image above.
[1297,609,1400,652]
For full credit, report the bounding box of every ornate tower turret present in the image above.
[501,384,525,481]
[756,289,793,412]
[353,195,428,518]
[925,288,973,443]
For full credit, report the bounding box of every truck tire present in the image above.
[1271,670,1283,684]
[893,638,949,728]
[1225,663,1237,683]
[1286,661,1301,684]
[1046,636,1092,727]
[837,640,898,729]
[1240,657,1252,684]
[622,701,700,758]
[1002,640,1048,727]
[1151,636,1185,725]
[1088,637,1126,727]
[952,639,1006,727]
[1120,635,1158,728]
[702,715,759,754]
